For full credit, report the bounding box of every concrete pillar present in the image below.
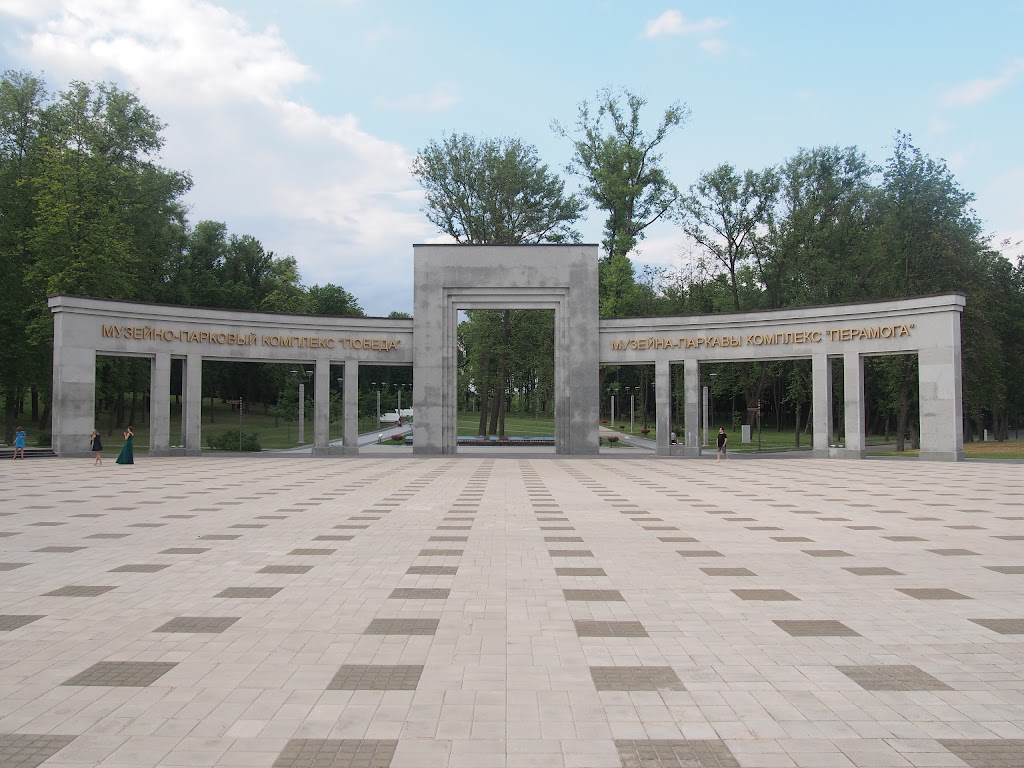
[149,353,171,456]
[838,350,865,459]
[682,359,700,456]
[811,353,832,457]
[51,345,95,457]
[312,360,330,456]
[919,312,964,460]
[343,361,360,455]
[655,359,671,456]
[182,353,202,456]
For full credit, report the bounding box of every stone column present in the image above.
[149,353,171,456]
[682,358,700,456]
[343,361,360,456]
[51,344,95,457]
[839,350,865,459]
[811,353,832,457]
[182,353,202,456]
[312,360,330,456]
[655,358,671,456]
[919,312,964,461]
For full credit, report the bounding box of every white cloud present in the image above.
[644,9,727,38]
[0,0,435,314]
[699,38,726,55]
[940,59,1024,108]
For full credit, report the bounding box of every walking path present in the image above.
[1,457,1022,767]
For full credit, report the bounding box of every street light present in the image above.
[394,383,406,425]
[703,372,718,447]
[624,386,636,433]
[336,376,343,443]
[371,382,381,429]
[295,369,312,444]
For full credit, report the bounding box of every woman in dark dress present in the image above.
[90,429,103,465]
[116,426,134,465]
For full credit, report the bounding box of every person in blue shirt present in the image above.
[13,426,26,459]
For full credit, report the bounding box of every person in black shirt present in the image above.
[716,427,729,462]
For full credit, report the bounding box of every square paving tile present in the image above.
[677,550,724,557]
[85,533,130,539]
[258,565,314,574]
[272,738,398,768]
[555,567,607,576]
[802,549,852,557]
[0,563,30,571]
[363,619,439,635]
[575,620,648,637]
[389,588,450,599]
[215,587,284,598]
[418,548,463,556]
[732,589,799,601]
[549,549,594,557]
[0,615,45,632]
[658,536,698,542]
[108,563,171,573]
[938,739,1024,767]
[970,618,1024,634]
[837,664,952,691]
[563,589,625,601]
[314,535,353,541]
[288,548,335,556]
[327,664,424,691]
[844,567,903,575]
[42,586,117,597]
[884,535,926,541]
[897,588,972,600]
[154,616,240,633]
[406,565,458,575]
[0,733,77,768]
[929,548,980,556]
[62,661,177,687]
[774,620,860,637]
[33,546,85,553]
[772,536,813,542]
[545,536,584,542]
[590,666,686,691]
[159,548,209,555]
[986,566,1024,574]
[700,567,755,576]
[614,739,740,767]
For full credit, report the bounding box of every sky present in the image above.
[1,0,1021,316]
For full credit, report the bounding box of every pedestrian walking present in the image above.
[716,427,729,462]
[90,429,103,465]
[12,426,26,459]
[115,426,134,465]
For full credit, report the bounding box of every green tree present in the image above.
[412,133,584,244]
[555,87,687,315]
[305,283,364,316]
[677,163,780,312]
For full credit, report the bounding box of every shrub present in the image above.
[640,428,650,435]
[390,433,405,442]
[607,435,619,443]
[206,430,262,451]
[34,432,52,447]
[600,419,608,424]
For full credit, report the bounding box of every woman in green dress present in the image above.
[116,426,134,465]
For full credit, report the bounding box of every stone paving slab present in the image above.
[1,456,1023,767]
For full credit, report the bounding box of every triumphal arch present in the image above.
[49,244,965,460]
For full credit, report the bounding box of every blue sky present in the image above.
[1,0,1021,315]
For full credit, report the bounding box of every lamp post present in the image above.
[702,383,709,447]
[625,386,635,433]
[336,376,343,443]
[394,383,406,425]
[297,369,311,444]
[288,370,297,443]
[708,372,717,433]
[371,382,381,429]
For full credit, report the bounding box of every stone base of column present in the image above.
[830,447,865,459]
[920,450,964,462]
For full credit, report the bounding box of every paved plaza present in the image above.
[1,456,1023,767]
